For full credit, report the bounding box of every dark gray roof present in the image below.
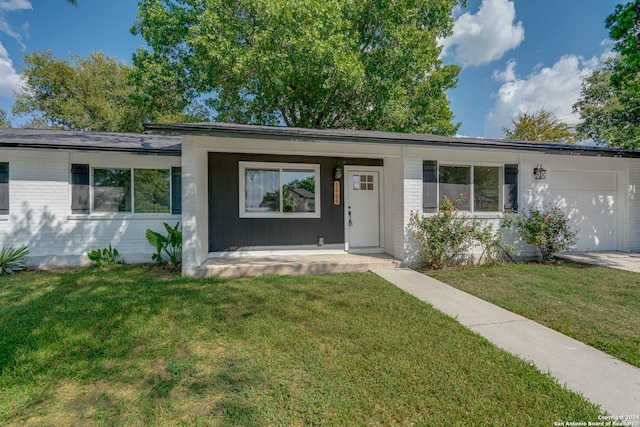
[145,122,640,158]
[0,128,181,156]
[290,187,315,199]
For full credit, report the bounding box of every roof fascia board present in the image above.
[0,142,180,156]
[145,124,640,159]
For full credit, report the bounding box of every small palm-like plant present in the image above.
[146,222,182,266]
[0,245,30,275]
[87,245,124,267]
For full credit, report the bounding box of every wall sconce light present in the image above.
[334,166,343,180]
[533,164,547,180]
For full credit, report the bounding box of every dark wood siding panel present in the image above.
[208,153,382,251]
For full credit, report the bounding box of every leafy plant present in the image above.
[87,245,124,267]
[146,222,182,266]
[0,245,29,275]
[409,196,510,269]
[502,205,578,262]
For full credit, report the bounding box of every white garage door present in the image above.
[549,171,617,251]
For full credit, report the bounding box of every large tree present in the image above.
[502,108,577,144]
[12,51,203,132]
[131,0,463,135]
[13,51,140,131]
[573,1,639,149]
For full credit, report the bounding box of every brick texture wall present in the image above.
[0,149,180,266]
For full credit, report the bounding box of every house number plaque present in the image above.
[333,180,340,205]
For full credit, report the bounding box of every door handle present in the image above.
[348,208,353,226]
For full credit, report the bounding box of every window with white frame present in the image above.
[239,162,320,218]
[439,165,502,212]
[92,168,172,213]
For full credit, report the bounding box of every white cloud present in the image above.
[0,0,29,48]
[0,0,29,97]
[441,0,524,66]
[0,0,31,12]
[492,58,517,83]
[484,55,598,138]
[0,40,22,97]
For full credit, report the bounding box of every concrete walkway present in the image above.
[556,251,640,273]
[371,268,640,416]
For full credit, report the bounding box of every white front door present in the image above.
[346,170,380,248]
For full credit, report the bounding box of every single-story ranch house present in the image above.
[0,123,638,276]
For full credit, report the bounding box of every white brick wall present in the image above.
[0,149,181,266]
[629,159,640,251]
[402,157,424,267]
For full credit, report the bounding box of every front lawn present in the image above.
[428,261,640,368]
[1,266,601,425]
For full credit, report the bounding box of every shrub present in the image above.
[502,205,578,262]
[87,245,124,267]
[146,222,182,266]
[409,196,509,269]
[0,245,29,275]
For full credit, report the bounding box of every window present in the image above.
[439,166,471,210]
[94,169,132,212]
[134,169,170,213]
[240,162,320,218]
[71,165,180,214]
[439,164,502,212]
[353,174,375,191]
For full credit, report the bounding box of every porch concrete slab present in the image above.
[196,253,401,278]
[556,251,640,273]
[372,268,640,416]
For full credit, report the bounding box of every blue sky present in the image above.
[0,0,621,138]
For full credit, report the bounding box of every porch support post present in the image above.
[181,135,208,277]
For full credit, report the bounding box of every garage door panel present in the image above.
[552,171,616,191]
[552,192,615,210]
[549,175,617,251]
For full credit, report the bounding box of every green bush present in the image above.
[409,197,510,269]
[87,245,124,267]
[502,205,578,262]
[0,245,29,275]
[146,222,182,266]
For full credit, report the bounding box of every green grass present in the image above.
[0,265,602,425]
[427,261,640,369]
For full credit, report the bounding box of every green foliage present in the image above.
[87,245,124,267]
[409,196,509,269]
[281,188,298,213]
[573,57,640,150]
[502,206,578,262]
[132,0,462,135]
[573,1,639,149]
[0,246,29,275]
[133,169,170,213]
[502,108,577,144]
[0,109,10,128]
[12,50,202,132]
[606,0,640,76]
[12,51,141,132]
[146,222,182,266]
